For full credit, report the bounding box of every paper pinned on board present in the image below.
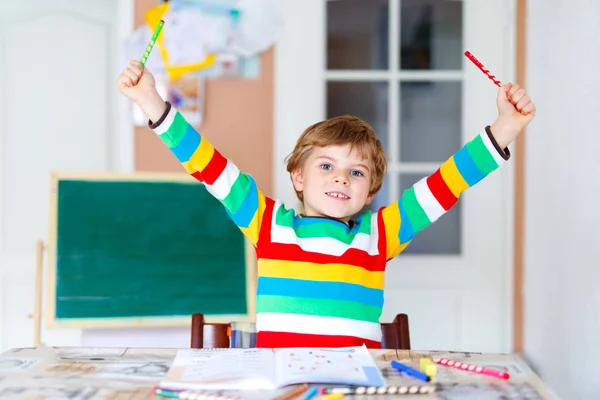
[161,7,234,66]
[231,0,284,57]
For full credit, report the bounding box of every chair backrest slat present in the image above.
[190,313,410,349]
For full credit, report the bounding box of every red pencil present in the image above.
[464,51,502,87]
[432,357,510,380]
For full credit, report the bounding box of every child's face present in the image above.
[291,144,375,222]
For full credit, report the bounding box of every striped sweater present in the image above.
[150,102,510,348]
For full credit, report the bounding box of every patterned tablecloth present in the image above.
[0,346,556,399]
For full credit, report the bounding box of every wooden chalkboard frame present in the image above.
[46,171,257,329]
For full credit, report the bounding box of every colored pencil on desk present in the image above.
[274,383,309,400]
[297,387,318,400]
[153,387,180,398]
[152,386,244,399]
[319,385,435,396]
[391,360,431,382]
[432,357,510,380]
[320,393,344,400]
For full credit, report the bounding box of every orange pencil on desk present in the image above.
[275,384,309,400]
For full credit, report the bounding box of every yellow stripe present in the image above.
[259,259,385,290]
[381,205,400,259]
[381,204,411,259]
[189,138,215,172]
[182,160,196,174]
[239,192,266,246]
[440,157,469,198]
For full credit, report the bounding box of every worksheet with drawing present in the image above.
[160,346,385,391]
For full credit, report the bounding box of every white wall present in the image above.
[524,1,600,399]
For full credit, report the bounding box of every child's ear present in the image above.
[365,193,375,206]
[291,169,304,192]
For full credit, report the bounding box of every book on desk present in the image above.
[159,345,386,391]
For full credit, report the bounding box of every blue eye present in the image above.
[320,164,332,171]
[351,170,364,177]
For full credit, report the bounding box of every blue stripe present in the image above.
[256,277,384,308]
[453,146,485,186]
[171,125,201,162]
[398,201,415,244]
[225,176,258,228]
[351,213,366,234]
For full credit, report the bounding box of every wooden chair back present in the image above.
[190,313,230,349]
[190,313,410,349]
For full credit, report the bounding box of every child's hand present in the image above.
[490,83,536,148]
[117,61,166,122]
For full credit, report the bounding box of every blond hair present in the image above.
[285,115,387,202]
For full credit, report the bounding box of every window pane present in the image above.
[327,82,389,154]
[400,0,463,70]
[327,0,389,70]
[399,81,461,162]
[398,173,461,255]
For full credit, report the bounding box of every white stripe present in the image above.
[480,131,507,167]
[257,312,382,342]
[413,177,445,223]
[205,161,240,200]
[369,212,379,248]
[270,202,380,256]
[152,107,177,136]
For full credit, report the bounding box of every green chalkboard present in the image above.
[46,172,255,329]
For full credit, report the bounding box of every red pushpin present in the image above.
[464,50,502,87]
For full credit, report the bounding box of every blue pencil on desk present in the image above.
[391,360,431,382]
[297,387,319,400]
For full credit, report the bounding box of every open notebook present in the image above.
[160,345,386,391]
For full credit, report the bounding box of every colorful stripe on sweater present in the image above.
[150,102,509,348]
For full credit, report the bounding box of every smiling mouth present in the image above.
[326,192,351,200]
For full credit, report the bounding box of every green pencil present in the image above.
[140,19,164,67]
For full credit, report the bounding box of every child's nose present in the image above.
[333,175,349,185]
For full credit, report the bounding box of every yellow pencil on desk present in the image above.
[320,393,344,400]
[420,358,437,378]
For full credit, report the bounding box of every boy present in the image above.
[118,61,535,349]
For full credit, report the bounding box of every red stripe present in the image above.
[202,150,228,185]
[190,171,204,183]
[257,331,381,349]
[260,242,386,272]
[376,207,388,263]
[426,169,458,211]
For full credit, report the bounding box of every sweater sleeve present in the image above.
[149,102,272,247]
[378,127,510,260]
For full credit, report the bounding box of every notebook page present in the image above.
[161,348,277,391]
[274,345,385,388]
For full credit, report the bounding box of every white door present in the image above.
[275,0,515,352]
[0,0,131,351]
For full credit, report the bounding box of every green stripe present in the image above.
[274,207,372,243]
[223,174,251,213]
[275,205,295,228]
[401,187,431,232]
[257,295,381,323]
[466,134,498,176]
[159,112,188,148]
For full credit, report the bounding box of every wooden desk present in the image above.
[0,347,555,399]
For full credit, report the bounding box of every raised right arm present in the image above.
[150,101,272,247]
